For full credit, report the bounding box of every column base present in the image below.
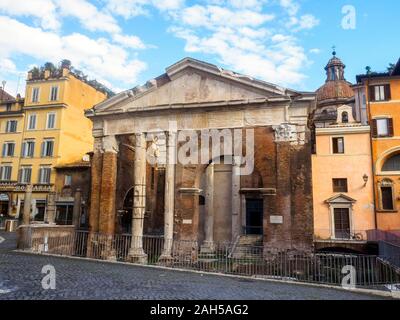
[128,249,148,264]
[158,253,175,266]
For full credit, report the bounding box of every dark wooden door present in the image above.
[334,208,350,239]
[245,199,263,235]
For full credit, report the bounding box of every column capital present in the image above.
[102,135,119,154]
[232,156,242,167]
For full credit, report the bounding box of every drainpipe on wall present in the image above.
[366,77,378,230]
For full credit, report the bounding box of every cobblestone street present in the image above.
[0,232,391,300]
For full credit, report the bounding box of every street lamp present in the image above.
[363,174,369,187]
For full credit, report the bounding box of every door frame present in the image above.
[243,196,264,235]
[330,204,353,240]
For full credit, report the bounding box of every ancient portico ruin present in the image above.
[84,58,316,260]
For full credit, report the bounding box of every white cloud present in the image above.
[287,14,319,32]
[112,34,147,49]
[181,5,274,29]
[0,16,146,89]
[279,0,299,16]
[309,48,321,54]
[106,0,184,19]
[169,1,319,87]
[56,0,121,34]
[0,0,60,30]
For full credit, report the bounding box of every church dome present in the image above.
[316,80,354,105]
[316,51,354,107]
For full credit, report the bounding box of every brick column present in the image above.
[22,184,33,225]
[128,133,148,263]
[159,131,176,262]
[46,191,56,224]
[98,136,118,235]
[88,137,103,233]
[100,136,119,260]
[72,188,82,228]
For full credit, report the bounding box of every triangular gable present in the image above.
[89,57,309,115]
[325,194,357,204]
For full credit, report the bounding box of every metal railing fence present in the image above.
[18,229,400,291]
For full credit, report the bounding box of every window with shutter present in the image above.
[369,86,376,101]
[332,137,345,154]
[1,166,12,181]
[388,118,394,137]
[21,142,26,157]
[385,84,391,101]
[28,114,37,130]
[372,119,378,138]
[47,113,56,129]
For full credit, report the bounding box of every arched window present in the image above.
[380,179,395,211]
[382,154,400,172]
[341,112,349,123]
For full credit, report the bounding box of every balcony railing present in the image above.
[314,229,368,242]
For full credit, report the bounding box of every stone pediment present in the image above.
[87,58,308,116]
[325,194,357,204]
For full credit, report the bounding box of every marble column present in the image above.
[72,188,82,228]
[231,157,241,242]
[159,132,176,261]
[128,133,148,263]
[46,191,56,224]
[201,163,214,252]
[22,184,33,225]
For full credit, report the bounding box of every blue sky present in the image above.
[0,0,398,97]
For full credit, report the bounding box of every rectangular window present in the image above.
[64,174,72,186]
[2,142,15,157]
[372,118,394,138]
[370,84,391,102]
[19,166,32,184]
[21,140,35,158]
[41,139,54,157]
[46,113,56,129]
[5,120,17,133]
[381,187,394,211]
[333,179,348,193]
[0,165,12,181]
[27,114,37,130]
[332,137,344,154]
[32,87,39,103]
[38,166,51,184]
[50,86,59,101]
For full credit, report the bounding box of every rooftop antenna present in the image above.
[1,80,6,101]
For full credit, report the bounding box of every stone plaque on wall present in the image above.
[270,215,283,224]
[182,219,192,225]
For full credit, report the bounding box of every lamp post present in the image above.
[363,174,369,187]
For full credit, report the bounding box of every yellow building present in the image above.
[355,58,400,231]
[312,53,375,247]
[0,61,109,223]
